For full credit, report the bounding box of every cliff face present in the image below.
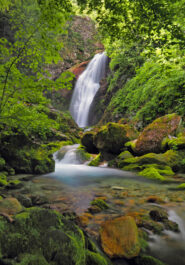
[47,15,104,111]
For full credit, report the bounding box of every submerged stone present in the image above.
[100,216,140,259]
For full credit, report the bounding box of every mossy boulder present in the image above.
[0,207,109,265]
[139,167,174,181]
[81,131,99,154]
[100,216,140,259]
[118,149,184,178]
[135,114,181,155]
[94,122,138,154]
[0,197,22,215]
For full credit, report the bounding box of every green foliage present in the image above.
[108,51,185,126]
[0,0,74,137]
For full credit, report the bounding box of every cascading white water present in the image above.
[69,52,108,128]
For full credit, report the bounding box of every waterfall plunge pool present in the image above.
[33,144,185,265]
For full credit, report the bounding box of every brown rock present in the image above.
[100,216,140,259]
[0,197,22,215]
[135,114,181,155]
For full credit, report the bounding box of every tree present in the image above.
[0,0,74,137]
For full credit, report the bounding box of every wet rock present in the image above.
[135,114,181,155]
[0,197,22,215]
[91,199,109,210]
[31,194,49,206]
[88,205,102,214]
[100,216,140,259]
[139,219,164,234]
[81,131,99,154]
[163,220,179,232]
[6,180,23,189]
[69,60,89,79]
[149,209,168,222]
[16,194,32,208]
[94,122,138,154]
[146,196,164,204]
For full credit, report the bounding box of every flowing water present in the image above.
[69,52,108,127]
[40,145,185,265]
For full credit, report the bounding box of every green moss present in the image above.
[118,151,133,160]
[0,158,5,171]
[86,250,108,265]
[19,253,49,265]
[135,255,166,265]
[94,122,137,154]
[88,153,101,166]
[76,145,92,162]
[176,183,185,190]
[91,199,109,210]
[125,140,136,153]
[139,168,166,181]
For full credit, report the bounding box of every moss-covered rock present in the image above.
[88,153,101,166]
[18,254,49,265]
[91,199,109,210]
[76,145,92,162]
[0,207,110,265]
[81,131,99,154]
[100,216,140,259]
[117,149,185,178]
[135,114,181,155]
[94,122,138,154]
[6,180,23,189]
[0,172,8,186]
[86,250,109,265]
[162,135,185,151]
[0,157,5,171]
[0,197,22,215]
[139,168,166,181]
[134,255,166,265]
[176,183,185,190]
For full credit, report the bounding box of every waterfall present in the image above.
[69,52,108,128]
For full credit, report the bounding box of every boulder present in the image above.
[81,131,99,154]
[0,197,22,215]
[135,114,181,155]
[0,207,110,265]
[94,122,138,154]
[100,216,140,259]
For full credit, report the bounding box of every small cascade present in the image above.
[54,144,81,166]
[69,52,108,128]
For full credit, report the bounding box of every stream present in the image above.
[32,144,185,265]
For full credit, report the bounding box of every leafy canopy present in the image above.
[0,0,74,137]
